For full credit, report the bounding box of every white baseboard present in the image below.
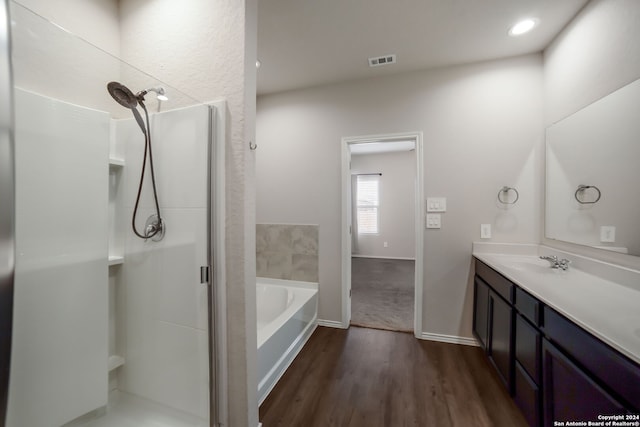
[351,254,415,261]
[317,319,348,329]
[419,332,479,347]
[316,322,477,347]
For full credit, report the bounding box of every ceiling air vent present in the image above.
[368,54,396,67]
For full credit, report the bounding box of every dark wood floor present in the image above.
[259,326,527,427]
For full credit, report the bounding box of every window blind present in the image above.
[356,175,379,234]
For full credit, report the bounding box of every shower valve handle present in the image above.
[144,214,165,242]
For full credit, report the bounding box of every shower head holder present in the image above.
[137,87,168,102]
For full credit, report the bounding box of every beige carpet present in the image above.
[350,257,414,332]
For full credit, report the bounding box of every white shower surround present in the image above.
[15,0,259,424]
[256,278,318,405]
[9,89,109,427]
[116,104,211,420]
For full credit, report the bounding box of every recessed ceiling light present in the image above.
[508,19,538,36]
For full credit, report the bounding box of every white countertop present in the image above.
[472,243,640,365]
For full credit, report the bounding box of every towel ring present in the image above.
[575,185,601,204]
[249,141,257,150]
[498,186,519,205]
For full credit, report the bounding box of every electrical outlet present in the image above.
[383,241,388,248]
[480,224,492,239]
[600,226,616,243]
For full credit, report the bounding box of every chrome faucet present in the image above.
[540,255,571,270]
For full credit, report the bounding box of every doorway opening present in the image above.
[341,132,424,336]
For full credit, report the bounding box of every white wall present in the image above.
[256,54,543,338]
[544,0,640,125]
[351,151,415,259]
[543,0,640,270]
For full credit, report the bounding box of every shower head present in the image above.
[107,81,139,109]
[106,81,147,135]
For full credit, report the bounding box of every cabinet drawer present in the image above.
[515,287,540,326]
[514,362,540,427]
[475,259,514,303]
[516,314,541,384]
[544,307,640,410]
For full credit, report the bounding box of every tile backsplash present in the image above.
[256,224,319,283]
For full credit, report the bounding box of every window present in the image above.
[356,175,379,234]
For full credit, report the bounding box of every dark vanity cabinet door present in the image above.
[543,339,626,425]
[515,362,540,427]
[473,277,490,349]
[488,290,513,393]
[544,306,640,412]
[514,314,541,426]
[474,260,514,393]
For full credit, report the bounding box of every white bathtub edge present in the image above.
[257,285,317,349]
[256,277,318,290]
[258,315,318,406]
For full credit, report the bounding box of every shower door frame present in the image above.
[208,100,228,427]
[0,0,14,424]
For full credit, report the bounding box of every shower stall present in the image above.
[0,1,224,426]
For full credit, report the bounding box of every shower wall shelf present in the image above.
[108,355,125,372]
[109,157,125,167]
[108,255,124,266]
[108,144,126,383]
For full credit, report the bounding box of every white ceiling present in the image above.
[257,0,588,95]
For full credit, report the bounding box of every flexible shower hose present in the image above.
[131,100,162,239]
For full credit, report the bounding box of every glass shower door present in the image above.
[6,2,214,426]
[0,0,15,424]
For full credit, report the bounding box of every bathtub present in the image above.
[257,277,318,405]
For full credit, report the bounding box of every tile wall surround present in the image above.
[256,224,319,282]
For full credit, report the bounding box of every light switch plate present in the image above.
[426,214,441,229]
[600,226,616,243]
[426,197,447,212]
[480,224,492,239]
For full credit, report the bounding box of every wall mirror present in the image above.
[545,78,640,256]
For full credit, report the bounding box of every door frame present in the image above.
[341,131,424,337]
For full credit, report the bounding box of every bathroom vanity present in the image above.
[472,246,640,427]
